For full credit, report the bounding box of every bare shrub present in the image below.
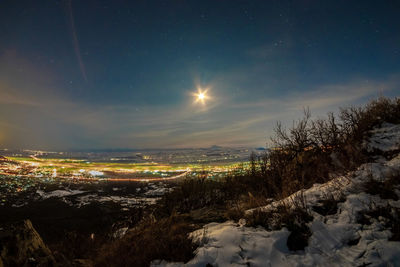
[257,96,400,199]
[156,178,226,217]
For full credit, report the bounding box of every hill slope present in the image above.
[154,123,400,266]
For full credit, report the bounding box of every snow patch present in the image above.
[36,189,86,199]
[88,170,104,177]
[364,123,400,153]
[74,194,159,208]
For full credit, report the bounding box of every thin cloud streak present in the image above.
[65,0,88,82]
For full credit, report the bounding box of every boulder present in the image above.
[0,219,56,266]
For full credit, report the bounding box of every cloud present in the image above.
[1,49,399,150]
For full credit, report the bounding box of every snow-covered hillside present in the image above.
[154,123,400,267]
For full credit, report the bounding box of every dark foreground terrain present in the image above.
[1,97,400,266]
[0,180,174,266]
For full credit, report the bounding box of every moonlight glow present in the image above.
[194,89,209,104]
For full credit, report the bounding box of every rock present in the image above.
[0,219,57,266]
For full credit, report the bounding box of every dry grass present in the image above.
[91,96,400,263]
[94,214,197,267]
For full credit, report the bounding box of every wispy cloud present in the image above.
[1,49,399,150]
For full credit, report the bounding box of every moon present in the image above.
[194,89,209,104]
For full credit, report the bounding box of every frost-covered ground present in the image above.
[154,123,400,267]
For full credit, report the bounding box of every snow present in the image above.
[144,186,171,196]
[189,222,292,267]
[88,170,104,177]
[153,123,400,267]
[36,189,86,199]
[364,123,400,153]
[74,194,159,208]
[34,182,171,209]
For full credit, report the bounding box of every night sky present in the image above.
[0,0,399,150]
